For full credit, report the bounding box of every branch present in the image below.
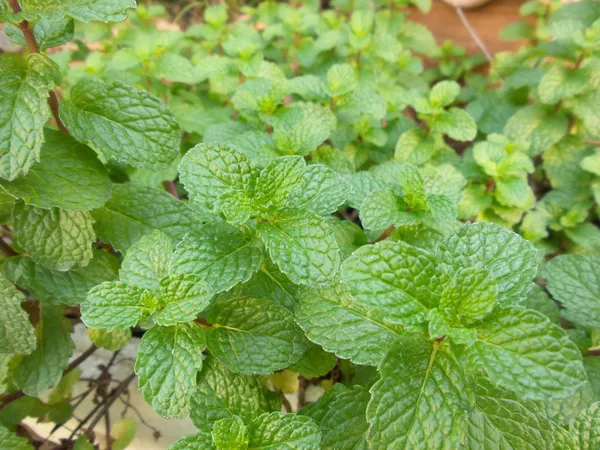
[7,0,69,134]
[452,3,493,63]
[84,373,136,435]
[163,180,179,199]
[374,225,395,243]
[0,238,17,257]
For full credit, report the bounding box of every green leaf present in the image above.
[467,379,556,450]
[167,430,216,450]
[81,281,147,330]
[288,164,349,215]
[12,202,95,271]
[288,343,336,379]
[570,402,600,450]
[0,129,111,211]
[14,303,74,396]
[325,64,358,97]
[190,356,277,430]
[119,230,172,291]
[154,274,214,326]
[135,322,205,418]
[60,79,180,169]
[538,64,590,104]
[91,183,196,253]
[179,143,256,212]
[0,53,60,181]
[212,416,248,450]
[545,255,600,329]
[254,156,305,211]
[468,307,587,400]
[3,251,119,305]
[0,274,36,356]
[436,221,537,304]
[0,425,33,450]
[5,16,74,50]
[367,335,468,449]
[294,285,403,366]
[394,128,437,165]
[342,240,445,326]
[430,108,477,142]
[171,227,263,294]
[359,188,417,231]
[8,0,135,22]
[430,80,460,107]
[203,296,307,375]
[88,328,131,351]
[257,214,340,287]
[247,412,321,449]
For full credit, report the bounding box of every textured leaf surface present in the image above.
[154,274,214,326]
[441,267,498,325]
[81,281,147,330]
[10,0,135,22]
[367,336,468,449]
[504,105,568,156]
[88,328,131,351]
[4,251,119,305]
[469,307,586,400]
[257,215,340,287]
[254,156,305,211]
[13,202,95,271]
[545,255,600,329]
[171,227,263,293]
[570,402,600,450]
[203,296,307,375]
[0,274,36,356]
[0,425,33,450]
[212,416,248,450]
[91,184,196,253]
[294,285,403,366]
[61,79,180,169]
[119,230,172,291]
[247,412,321,449]
[167,430,215,450]
[436,221,537,304]
[288,343,337,379]
[0,54,59,181]
[288,164,349,215]
[135,323,205,418]
[14,303,74,396]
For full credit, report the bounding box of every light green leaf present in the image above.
[495,176,535,209]
[394,128,437,165]
[171,227,263,293]
[436,221,537,304]
[203,296,307,375]
[91,183,196,253]
[212,416,248,450]
[0,53,60,181]
[257,215,340,287]
[545,255,600,329]
[0,424,33,450]
[441,267,498,325]
[538,64,590,104]
[430,80,460,107]
[3,251,119,305]
[167,430,215,450]
[570,402,600,450]
[190,356,277,430]
[13,202,95,271]
[88,328,131,351]
[81,281,148,330]
[468,307,587,400]
[5,16,74,50]
[431,108,477,142]
[367,335,469,449]
[247,412,321,449]
[254,156,305,211]
[325,63,358,97]
[61,79,180,169]
[359,188,417,231]
[135,322,205,418]
[153,274,214,326]
[179,143,256,212]
[0,274,36,356]
[0,129,111,211]
[295,285,403,366]
[14,303,74,396]
[8,0,135,22]
[288,164,349,215]
[119,230,172,291]
[288,343,336,379]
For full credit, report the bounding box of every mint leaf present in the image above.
[469,307,587,400]
[191,356,277,430]
[367,335,468,448]
[135,322,205,418]
[436,221,537,304]
[570,402,600,450]
[61,79,180,169]
[212,416,248,450]
[430,108,477,142]
[0,274,36,356]
[325,63,358,97]
[294,285,403,366]
[0,54,60,181]
[91,184,196,253]
[5,16,73,50]
[14,303,74,396]
[545,255,600,329]
[247,412,321,449]
[430,80,460,107]
[4,251,119,305]
[171,227,263,293]
[538,64,589,104]
[257,215,340,287]
[88,328,131,351]
[394,128,437,165]
[12,202,95,271]
[441,267,498,325]
[167,430,215,450]
[0,129,111,211]
[359,188,418,231]
[119,230,172,291]
[0,425,33,450]
[81,281,147,330]
[8,0,135,22]
[203,296,307,375]
[153,274,214,326]
[254,156,305,211]
[288,343,336,379]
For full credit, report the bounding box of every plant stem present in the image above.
[0,238,17,257]
[7,0,69,134]
[374,225,395,243]
[452,2,493,63]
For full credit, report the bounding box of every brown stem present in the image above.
[0,238,17,257]
[374,225,395,243]
[163,180,179,199]
[84,373,136,435]
[587,347,600,357]
[8,0,69,135]
[279,391,293,413]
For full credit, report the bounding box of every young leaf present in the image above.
[9,0,136,23]
[12,202,95,271]
[88,328,131,351]
[203,296,308,375]
[61,79,180,169]
[325,63,358,97]
[153,274,214,326]
[0,425,33,450]
[119,230,172,291]
[570,402,600,450]
[430,108,477,142]
[254,156,305,212]
[430,80,460,107]
[288,343,336,379]
[441,267,498,325]
[81,281,148,330]
[167,430,215,450]
[0,274,36,356]
[287,164,350,215]
[135,322,205,418]
[212,416,248,450]
[247,412,321,449]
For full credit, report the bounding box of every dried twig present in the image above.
[452,2,493,63]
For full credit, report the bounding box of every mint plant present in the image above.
[0,0,599,448]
